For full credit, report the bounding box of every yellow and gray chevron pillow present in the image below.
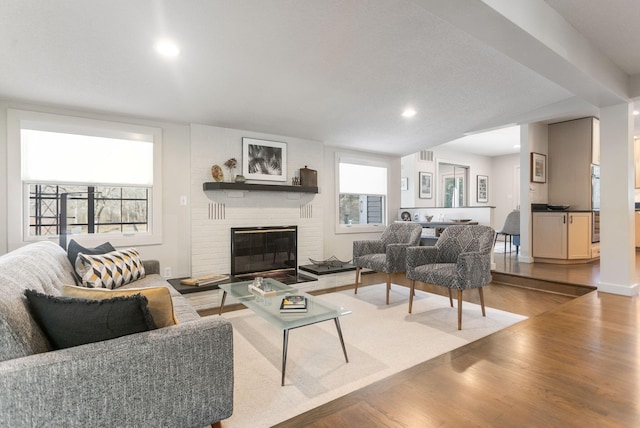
[77,248,146,289]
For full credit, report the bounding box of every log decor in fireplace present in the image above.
[230,226,315,285]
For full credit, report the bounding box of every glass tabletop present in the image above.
[219,279,351,330]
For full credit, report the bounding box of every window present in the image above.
[7,109,162,249]
[337,156,388,233]
[438,163,468,207]
[28,184,149,237]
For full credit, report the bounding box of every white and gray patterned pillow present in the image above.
[78,248,146,289]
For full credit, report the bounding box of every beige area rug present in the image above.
[216,284,526,427]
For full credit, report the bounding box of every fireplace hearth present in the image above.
[230,225,315,285]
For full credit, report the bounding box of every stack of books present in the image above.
[180,274,229,287]
[279,295,308,313]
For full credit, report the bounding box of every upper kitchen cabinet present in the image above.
[548,117,600,210]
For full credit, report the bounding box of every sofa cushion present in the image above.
[67,239,115,283]
[78,248,146,289]
[0,242,77,362]
[62,284,178,328]
[24,290,156,350]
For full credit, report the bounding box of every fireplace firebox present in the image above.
[230,226,315,285]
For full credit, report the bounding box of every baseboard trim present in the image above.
[492,271,595,297]
[597,281,640,297]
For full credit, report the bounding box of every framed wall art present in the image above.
[477,175,488,203]
[419,171,433,199]
[530,152,546,183]
[242,137,287,181]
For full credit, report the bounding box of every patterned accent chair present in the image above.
[353,222,423,304]
[406,225,495,330]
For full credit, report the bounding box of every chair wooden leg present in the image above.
[354,267,360,294]
[448,288,453,307]
[409,280,415,313]
[478,287,486,317]
[457,289,463,330]
[386,274,391,305]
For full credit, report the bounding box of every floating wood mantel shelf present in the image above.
[203,182,319,194]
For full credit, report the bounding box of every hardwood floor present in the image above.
[270,252,640,427]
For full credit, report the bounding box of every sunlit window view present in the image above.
[438,163,468,208]
[338,162,387,226]
[20,128,154,240]
[28,184,149,237]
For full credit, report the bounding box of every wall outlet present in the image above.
[164,267,172,278]
[180,195,187,206]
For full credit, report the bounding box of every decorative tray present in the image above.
[309,256,352,268]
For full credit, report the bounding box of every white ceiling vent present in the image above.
[419,150,434,162]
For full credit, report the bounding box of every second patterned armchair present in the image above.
[353,222,423,304]
[406,225,495,330]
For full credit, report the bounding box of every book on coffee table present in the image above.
[280,295,308,312]
[180,273,229,286]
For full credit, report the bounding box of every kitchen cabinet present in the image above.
[533,212,592,260]
[548,117,599,210]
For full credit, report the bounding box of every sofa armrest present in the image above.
[0,317,234,428]
[142,259,160,275]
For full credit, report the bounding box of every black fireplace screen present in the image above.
[230,226,298,278]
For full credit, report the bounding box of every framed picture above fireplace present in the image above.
[242,137,287,181]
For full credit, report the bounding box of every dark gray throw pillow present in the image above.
[67,239,115,268]
[24,290,156,350]
[67,239,116,285]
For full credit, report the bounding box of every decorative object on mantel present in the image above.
[291,177,300,186]
[299,166,317,187]
[242,137,287,182]
[224,158,237,182]
[309,256,352,268]
[211,164,223,182]
[235,174,246,183]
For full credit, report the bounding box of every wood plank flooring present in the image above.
[268,253,640,427]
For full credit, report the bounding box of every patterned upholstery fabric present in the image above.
[78,248,146,289]
[353,222,423,274]
[406,225,495,290]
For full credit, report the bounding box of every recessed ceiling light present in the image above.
[155,39,180,57]
[634,110,639,116]
[402,108,416,118]
[513,144,521,148]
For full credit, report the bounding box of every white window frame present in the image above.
[7,109,163,250]
[335,153,388,234]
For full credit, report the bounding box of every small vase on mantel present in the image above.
[227,167,235,183]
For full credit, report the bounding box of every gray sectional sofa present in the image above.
[0,241,234,427]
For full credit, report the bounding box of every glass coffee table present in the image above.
[219,278,351,386]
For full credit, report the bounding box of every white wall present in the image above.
[491,153,520,232]
[0,100,402,278]
[323,146,401,261]
[189,124,324,276]
[401,147,493,208]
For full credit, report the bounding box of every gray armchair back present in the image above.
[353,222,423,304]
[406,225,495,329]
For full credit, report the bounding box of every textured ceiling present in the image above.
[0,1,635,156]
